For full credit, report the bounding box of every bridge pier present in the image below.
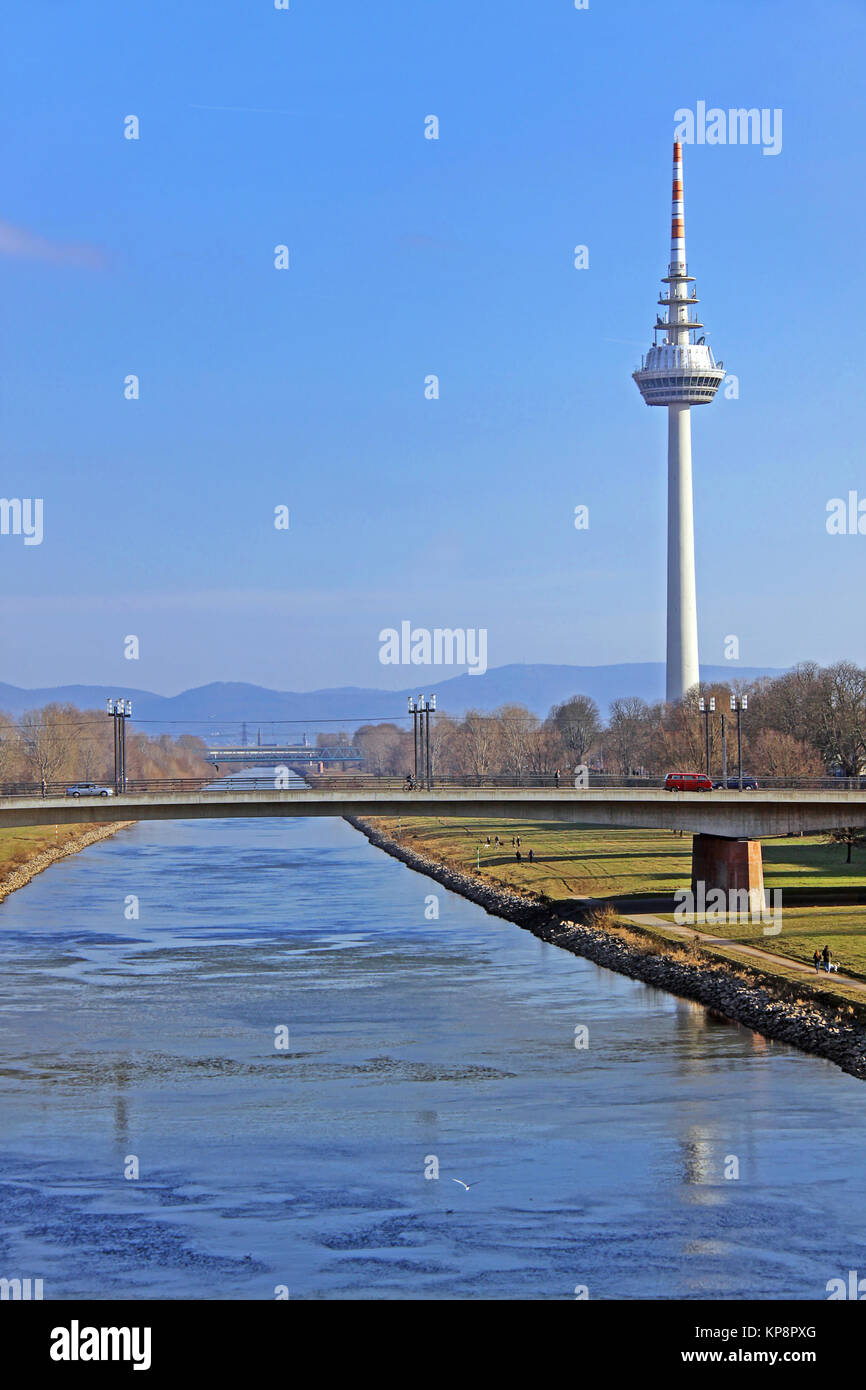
[691,833,765,903]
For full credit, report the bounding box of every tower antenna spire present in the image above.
[633,142,727,704]
[670,140,686,274]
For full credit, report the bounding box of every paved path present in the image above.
[622,911,866,997]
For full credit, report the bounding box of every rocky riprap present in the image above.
[0,821,135,905]
[346,816,866,1082]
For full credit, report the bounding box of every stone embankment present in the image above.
[0,822,135,905]
[347,816,866,1082]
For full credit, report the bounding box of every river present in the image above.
[0,804,863,1300]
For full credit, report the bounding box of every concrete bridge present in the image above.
[3,784,865,902]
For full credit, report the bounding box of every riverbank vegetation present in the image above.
[0,824,106,881]
[0,704,211,787]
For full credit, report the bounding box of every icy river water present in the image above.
[1,807,864,1300]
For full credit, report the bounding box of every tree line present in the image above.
[0,704,211,786]
[352,662,866,780]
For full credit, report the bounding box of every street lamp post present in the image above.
[407,696,438,788]
[720,713,728,787]
[106,699,132,794]
[423,694,436,788]
[698,696,715,776]
[731,694,748,790]
[408,697,418,783]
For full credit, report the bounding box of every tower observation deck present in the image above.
[633,143,725,407]
[632,142,726,703]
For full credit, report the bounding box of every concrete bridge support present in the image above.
[691,833,765,903]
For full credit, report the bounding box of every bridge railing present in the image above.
[303,773,866,792]
[1,772,865,798]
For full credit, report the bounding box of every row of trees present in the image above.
[0,704,211,786]
[352,662,866,780]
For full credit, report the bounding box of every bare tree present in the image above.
[355,722,409,776]
[828,827,866,864]
[450,710,497,782]
[496,704,539,781]
[815,662,866,775]
[550,695,601,767]
[604,697,658,775]
[749,729,824,778]
[18,704,83,788]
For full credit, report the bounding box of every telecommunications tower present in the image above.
[633,142,725,703]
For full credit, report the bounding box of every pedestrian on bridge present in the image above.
[554,770,560,787]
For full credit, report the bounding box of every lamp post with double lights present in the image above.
[698,695,715,776]
[423,694,437,787]
[731,693,748,790]
[408,697,419,784]
[407,694,437,788]
[106,699,132,794]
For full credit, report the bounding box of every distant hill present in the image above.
[0,663,784,738]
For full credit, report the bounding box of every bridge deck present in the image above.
[1,787,865,838]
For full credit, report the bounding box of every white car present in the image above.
[65,782,114,797]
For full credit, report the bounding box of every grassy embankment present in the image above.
[373,814,866,1000]
[0,824,105,895]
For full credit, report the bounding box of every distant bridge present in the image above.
[205,745,362,767]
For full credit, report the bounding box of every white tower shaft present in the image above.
[666,141,699,701]
[666,404,699,701]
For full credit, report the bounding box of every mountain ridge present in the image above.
[0,662,785,736]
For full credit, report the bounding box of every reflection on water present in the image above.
[0,814,862,1300]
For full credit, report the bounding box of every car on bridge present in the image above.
[65,782,114,798]
[663,771,713,792]
[712,775,759,791]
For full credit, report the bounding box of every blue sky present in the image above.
[1,0,865,694]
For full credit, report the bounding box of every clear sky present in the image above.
[1,0,864,694]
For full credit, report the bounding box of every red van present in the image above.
[663,771,713,792]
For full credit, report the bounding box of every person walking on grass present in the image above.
[516,850,522,863]
[528,848,534,863]
[813,949,821,973]
[822,944,831,973]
